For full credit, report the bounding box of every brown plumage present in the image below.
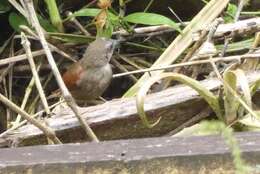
[62,38,117,101]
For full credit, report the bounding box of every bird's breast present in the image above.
[72,64,112,100]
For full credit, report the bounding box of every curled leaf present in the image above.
[136,72,222,128]
[223,69,240,123]
[239,112,260,128]
[234,69,252,108]
[223,68,258,123]
[250,78,260,96]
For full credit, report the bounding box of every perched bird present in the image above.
[62,37,117,101]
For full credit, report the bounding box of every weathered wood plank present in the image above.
[1,131,260,174]
[0,71,259,147]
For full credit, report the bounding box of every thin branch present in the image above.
[21,32,50,115]
[111,58,137,83]
[12,62,41,126]
[66,11,91,36]
[113,51,260,78]
[0,50,46,66]
[234,0,247,22]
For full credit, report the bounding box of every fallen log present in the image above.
[1,131,260,174]
[0,71,259,147]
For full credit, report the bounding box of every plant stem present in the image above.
[44,0,64,32]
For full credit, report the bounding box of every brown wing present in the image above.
[62,63,83,90]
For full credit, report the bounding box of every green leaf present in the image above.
[8,12,58,32]
[96,21,114,38]
[69,8,118,37]
[8,12,29,32]
[72,8,100,17]
[69,8,118,20]
[0,1,11,14]
[224,3,237,22]
[124,12,181,32]
[37,15,58,32]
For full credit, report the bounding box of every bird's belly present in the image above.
[72,64,112,100]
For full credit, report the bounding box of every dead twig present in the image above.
[66,11,91,36]
[0,50,46,66]
[0,100,64,138]
[12,62,41,126]
[21,33,50,115]
[23,0,99,142]
[0,91,61,144]
[113,51,260,78]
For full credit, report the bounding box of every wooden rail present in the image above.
[1,131,260,173]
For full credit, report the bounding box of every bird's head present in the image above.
[82,37,118,67]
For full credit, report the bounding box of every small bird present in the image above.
[62,37,117,101]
